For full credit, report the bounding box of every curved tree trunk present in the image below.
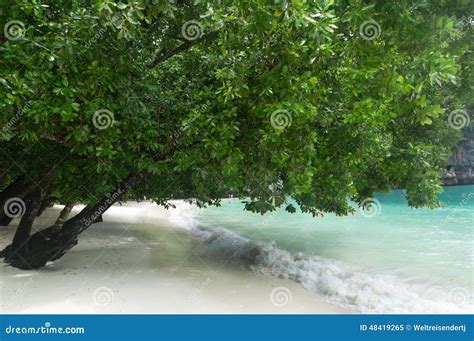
[0,176,35,226]
[2,172,145,269]
[2,173,53,268]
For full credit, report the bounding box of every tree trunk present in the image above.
[2,172,53,268]
[63,171,145,233]
[37,196,54,217]
[54,202,75,227]
[0,176,34,226]
[0,176,26,206]
[10,187,43,252]
[2,171,146,269]
[0,213,13,226]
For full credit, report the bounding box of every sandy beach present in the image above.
[0,203,349,314]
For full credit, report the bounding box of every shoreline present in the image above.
[0,203,351,314]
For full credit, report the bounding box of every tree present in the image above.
[0,0,472,269]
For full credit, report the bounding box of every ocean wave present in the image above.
[168,202,472,313]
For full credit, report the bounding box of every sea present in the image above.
[168,185,473,313]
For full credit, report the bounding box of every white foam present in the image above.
[168,202,473,313]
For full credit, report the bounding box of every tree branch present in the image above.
[147,30,219,69]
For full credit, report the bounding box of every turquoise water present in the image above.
[170,186,473,313]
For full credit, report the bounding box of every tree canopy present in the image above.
[0,0,472,269]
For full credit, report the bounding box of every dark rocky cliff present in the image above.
[442,126,474,186]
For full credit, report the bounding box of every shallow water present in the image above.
[168,186,474,313]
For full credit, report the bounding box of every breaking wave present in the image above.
[168,202,472,313]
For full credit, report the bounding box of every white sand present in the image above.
[0,203,350,314]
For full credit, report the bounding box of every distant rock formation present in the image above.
[443,126,474,186]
